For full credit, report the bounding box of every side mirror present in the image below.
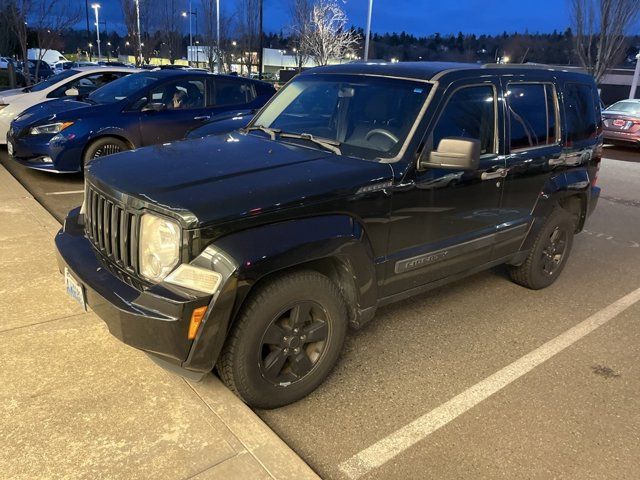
[142,102,165,112]
[65,87,79,97]
[419,137,480,171]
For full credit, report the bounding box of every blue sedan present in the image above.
[6,70,276,173]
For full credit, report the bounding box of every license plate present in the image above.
[65,267,86,311]
[7,140,13,156]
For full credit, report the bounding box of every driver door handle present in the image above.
[194,115,210,121]
[481,167,508,181]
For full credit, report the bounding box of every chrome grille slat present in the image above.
[84,184,137,274]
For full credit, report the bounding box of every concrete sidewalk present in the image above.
[0,164,320,480]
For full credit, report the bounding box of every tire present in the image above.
[83,137,129,168]
[509,207,575,290]
[217,270,348,409]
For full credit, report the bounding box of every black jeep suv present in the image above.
[56,62,602,408]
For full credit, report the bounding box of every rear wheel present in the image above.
[217,270,348,409]
[509,207,575,289]
[83,137,129,168]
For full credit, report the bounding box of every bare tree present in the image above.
[5,0,79,84]
[571,0,640,83]
[6,0,29,80]
[289,0,313,70]
[31,0,80,79]
[303,0,359,66]
[0,1,18,58]
[159,0,183,64]
[202,0,234,72]
[236,0,259,74]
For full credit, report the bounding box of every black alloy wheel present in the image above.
[259,301,330,386]
[509,207,575,290]
[540,226,568,277]
[218,270,348,409]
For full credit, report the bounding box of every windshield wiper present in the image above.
[280,132,342,155]
[241,125,280,140]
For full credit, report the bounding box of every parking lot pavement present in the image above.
[257,157,640,479]
[2,145,640,480]
[0,149,84,223]
[0,165,319,480]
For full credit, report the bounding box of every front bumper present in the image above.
[55,208,238,375]
[6,128,82,173]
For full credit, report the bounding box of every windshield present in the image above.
[25,69,80,92]
[251,74,431,160]
[606,101,640,115]
[87,72,158,104]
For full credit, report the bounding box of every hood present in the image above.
[12,97,99,129]
[87,133,393,228]
[0,88,28,103]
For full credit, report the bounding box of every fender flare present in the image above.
[182,214,378,372]
[521,168,592,254]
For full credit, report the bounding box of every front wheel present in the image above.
[83,137,129,168]
[509,208,575,289]
[217,270,348,409]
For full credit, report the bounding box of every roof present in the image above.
[302,61,594,83]
[73,66,142,73]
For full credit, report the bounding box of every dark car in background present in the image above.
[602,99,640,147]
[6,70,276,173]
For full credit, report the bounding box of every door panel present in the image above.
[383,79,507,297]
[497,81,564,258]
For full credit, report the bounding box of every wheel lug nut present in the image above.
[300,335,306,341]
[293,328,299,333]
[294,347,300,354]
[283,348,289,354]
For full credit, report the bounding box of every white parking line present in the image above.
[338,286,640,479]
[45,190,84,196]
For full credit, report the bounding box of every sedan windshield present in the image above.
[606,101,640,115]
[25,69,80,93]
[251,74,431,160]
[87,72,158,104]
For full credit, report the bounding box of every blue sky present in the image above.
[91,0,573,36]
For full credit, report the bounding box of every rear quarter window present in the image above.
[564,83,600,144]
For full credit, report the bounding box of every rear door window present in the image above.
[564,83,599,143]
[210,78,257,106]
[507,83,558,151]
[432,85,497,155]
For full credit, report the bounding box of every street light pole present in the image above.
[630,53,640,99]
[135,0,143,65]
[216,0,220,73]
[364,0,373,60]
[258,0,263,79]
[189,0,193,63]
[92,4,101,60]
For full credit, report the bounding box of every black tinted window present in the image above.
[212,78,256,106]
[508,83,557,150]
[564,83,599,143]
[433,85,496,155]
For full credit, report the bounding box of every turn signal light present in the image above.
[188,306,208,340]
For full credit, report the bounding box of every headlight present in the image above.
[165,265,222,294]
[139,214,181,282]
[29,121,74,135]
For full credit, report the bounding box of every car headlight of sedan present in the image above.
[29,121,74,135]
[139,213,181,282]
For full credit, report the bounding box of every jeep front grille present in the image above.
[84,185,139,273]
